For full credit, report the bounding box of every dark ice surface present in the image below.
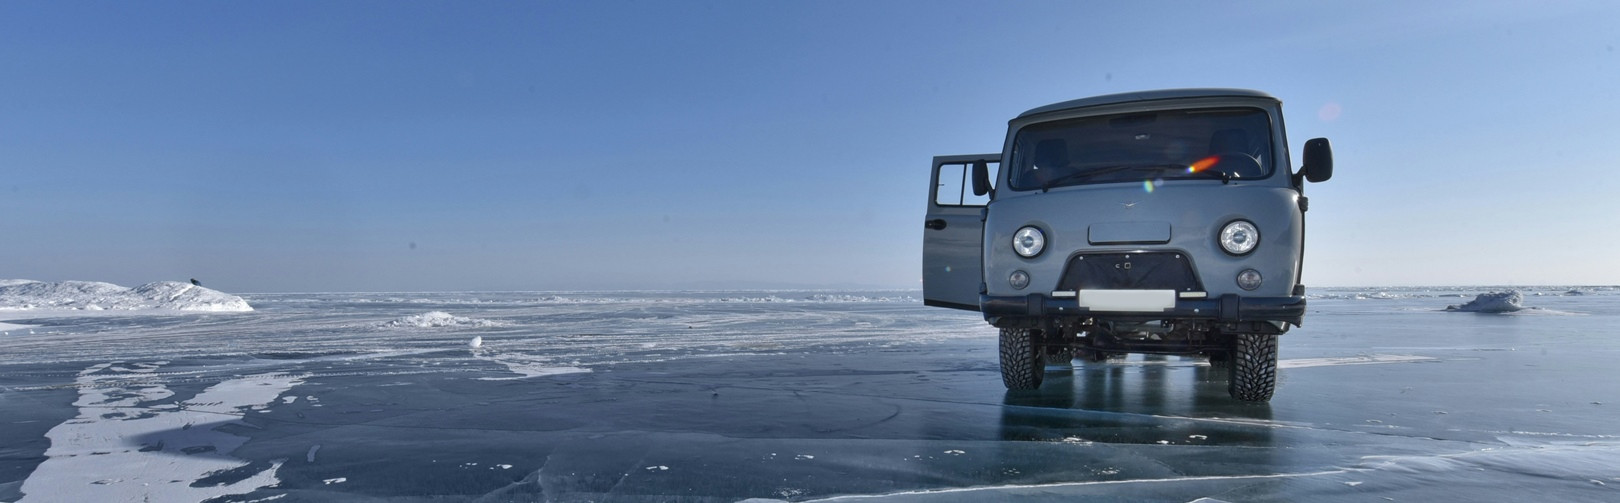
[2,287,1618,502]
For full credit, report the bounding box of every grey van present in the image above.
[923,89,1332,402]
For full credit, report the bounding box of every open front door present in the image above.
[923,154,998,311]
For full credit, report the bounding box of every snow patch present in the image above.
[0,320,38,332]
[1446,291,1524,313]
[0,280,252,312]
[471,346,591,380]
[19,363,303,502]
[477,363,591,379]
[381,311,500,328]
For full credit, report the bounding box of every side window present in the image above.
[934,162,995,206]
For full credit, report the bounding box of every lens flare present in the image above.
[1143,180,1155,193]
[1188,156,1219,173]
[1318,102,1342,122]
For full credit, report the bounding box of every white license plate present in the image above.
[1076,290,1176,312]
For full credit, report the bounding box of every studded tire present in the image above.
[1227,334,1278,402]
[999,328,1046,390]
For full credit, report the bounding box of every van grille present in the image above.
[1057,252,1202,291]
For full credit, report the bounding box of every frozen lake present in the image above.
[2,287,1618,502]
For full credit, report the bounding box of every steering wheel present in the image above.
[1207,153,1263,178]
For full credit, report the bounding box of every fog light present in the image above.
[1236,269,1263,291]
[1009,270,1030,290]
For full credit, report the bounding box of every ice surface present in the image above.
[1276,354,1438,369]
[1446,291,1525,313]
[0,279,252,312]
[1308,285,1616,301]
[2,287,1618,501]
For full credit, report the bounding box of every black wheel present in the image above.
[1000,328,1045,390]
[1227,334,1278,402]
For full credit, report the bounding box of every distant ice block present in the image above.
[1445,291,1524,313]
[0,280,253,312]
[469,335,483,348]
[382,311,499,328]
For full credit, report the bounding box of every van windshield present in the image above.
[1008,107,1274,191]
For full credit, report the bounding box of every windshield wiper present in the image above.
[1040,164,1184,192]
[1185,168,1232,184]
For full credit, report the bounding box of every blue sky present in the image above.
[2,1,1617,292]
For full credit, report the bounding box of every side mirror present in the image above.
[971,160,991,196]
[1301,137,1333,183]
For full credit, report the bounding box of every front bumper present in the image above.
[980,292,1305,326]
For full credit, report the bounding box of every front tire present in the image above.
[1000,328,1045,390]
[1227,334,1278,402]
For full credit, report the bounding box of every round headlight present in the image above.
[1219,220,1259,255]
[1012,226,1045,258]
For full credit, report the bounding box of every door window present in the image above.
[934,162,994,206]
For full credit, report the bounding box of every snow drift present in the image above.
[0,280,253,312]
[1446,291,1524,313]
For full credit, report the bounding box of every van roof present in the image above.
[1017,88,1277,119]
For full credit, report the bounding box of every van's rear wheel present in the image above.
[1227,334,1278,402]
[1000,328,1045,390]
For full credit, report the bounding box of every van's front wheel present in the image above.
[1227,333,1278,402]
[999,328,1045,390]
